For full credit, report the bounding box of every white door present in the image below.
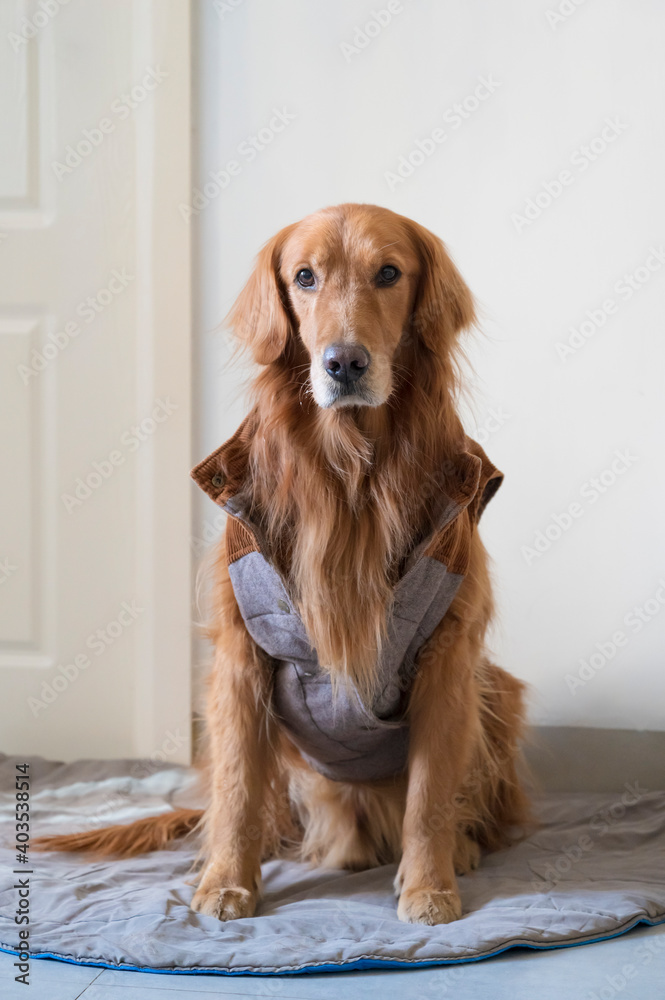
[0,0,192,763]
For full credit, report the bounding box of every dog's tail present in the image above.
[33,808,203,858]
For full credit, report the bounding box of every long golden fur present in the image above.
[37,204,530,925]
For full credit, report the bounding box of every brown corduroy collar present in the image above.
[190,411,503,559]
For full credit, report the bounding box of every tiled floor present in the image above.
[2,921,664,1000]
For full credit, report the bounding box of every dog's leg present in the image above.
[191,568,272,921]
[396,567,487,925]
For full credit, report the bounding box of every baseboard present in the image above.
[526,726,665,792]
[193,719,664,792]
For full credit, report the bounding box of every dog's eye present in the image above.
[296,268,316,289]
[377,265,400,285]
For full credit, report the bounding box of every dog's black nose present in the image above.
[323,343,370,384]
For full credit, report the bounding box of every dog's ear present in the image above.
[227,224,297,365]
[407,220,475,350]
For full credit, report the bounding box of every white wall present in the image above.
[193,0,665,730]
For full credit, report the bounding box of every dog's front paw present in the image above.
[191,878,257,921]
[397,887,462,925]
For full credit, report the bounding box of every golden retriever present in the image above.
[37,204,529,926]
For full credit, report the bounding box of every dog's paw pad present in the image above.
[397,887,462,925]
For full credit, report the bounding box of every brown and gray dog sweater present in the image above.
[192,415,502,783]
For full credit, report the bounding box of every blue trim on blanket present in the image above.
[2,915,665,976]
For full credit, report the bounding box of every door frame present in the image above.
[129,0,193,764]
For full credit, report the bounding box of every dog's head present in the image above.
[228,203,475,409]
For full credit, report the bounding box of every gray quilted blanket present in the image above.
[0,754,663,974]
